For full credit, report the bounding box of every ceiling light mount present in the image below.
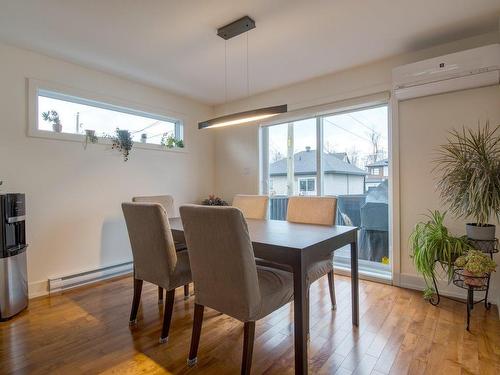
[217,16,255,40]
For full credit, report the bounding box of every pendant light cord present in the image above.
[224,40,228,104]
[246,32,249,98]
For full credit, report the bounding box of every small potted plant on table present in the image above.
[201,195,228,206]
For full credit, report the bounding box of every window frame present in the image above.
[28,78,187,152]
[259,97,393,281]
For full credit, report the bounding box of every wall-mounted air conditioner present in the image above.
[393,44,500,100]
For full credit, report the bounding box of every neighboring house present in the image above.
[365,158,389,190]
[269,147,366,196]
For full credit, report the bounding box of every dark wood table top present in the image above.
[169,217,357,250]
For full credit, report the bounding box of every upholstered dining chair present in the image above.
[180,205,294,375]
[287,196,338,310]
[132,195,190,301]
[232,194,269,219]
[122,202,192,344]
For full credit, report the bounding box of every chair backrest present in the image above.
[232,194,269,220]
[132,195,175,218]
[179,205,261,321]
[286,196,337,226]
[122,202,178,287]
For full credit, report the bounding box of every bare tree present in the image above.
[323,140,337,154]
[367,129,381,163]
[346,146,360,167]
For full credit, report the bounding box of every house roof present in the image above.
[366,158,388,168]
[270,149,366,176]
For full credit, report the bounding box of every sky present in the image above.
[268,105,388,169]
[38,95,176,144]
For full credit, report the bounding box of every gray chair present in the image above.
[232,194,269,219]
[180,205,293,375]
[122,202,192,344]
[132,195,190,301]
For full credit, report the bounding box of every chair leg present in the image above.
[241,321,256,375]
[188,303,205,366]
[158,286,164,304]
[129,278,143,325]
[327,270,337,310]
[160,289,175,343]
[184,284,189,299]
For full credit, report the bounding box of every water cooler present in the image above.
[0,193,28,320]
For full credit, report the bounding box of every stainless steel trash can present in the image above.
[0,247,28,320]
[0,193,28,320]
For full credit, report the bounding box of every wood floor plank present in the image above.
[1,275,499,374]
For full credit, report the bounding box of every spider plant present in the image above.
[433,122,500,232]
[410,210,470,298]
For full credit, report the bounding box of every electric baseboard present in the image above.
[48,261,133,293]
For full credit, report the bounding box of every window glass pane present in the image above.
[322,105,389,271]
[37,92,180,145]
[307,178,315,191]
[293,118,317,196]
[267,118,317,220]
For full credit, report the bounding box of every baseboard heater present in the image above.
[48,261,133,293]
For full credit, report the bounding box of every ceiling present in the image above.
[0,1,499,105]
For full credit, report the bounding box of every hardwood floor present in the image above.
[1,275,499,374]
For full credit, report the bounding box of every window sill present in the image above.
[27,129,188,153]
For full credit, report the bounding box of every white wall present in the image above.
[212,32,500,302]
[398,85,500,298]
[0,42,215,297]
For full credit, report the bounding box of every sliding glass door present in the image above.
[262,104,390,277]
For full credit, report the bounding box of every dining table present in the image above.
[169,217,359,375]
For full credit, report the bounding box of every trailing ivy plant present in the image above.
[433,122,500,226]
[109,128,133,161]
[409,210,470,298]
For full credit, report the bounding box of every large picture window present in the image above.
[29,80,184,149]
[262,104,390,278]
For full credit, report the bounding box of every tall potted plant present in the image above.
[434,122,500,241]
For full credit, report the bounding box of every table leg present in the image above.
[293,258,308,375]
[350,239,359,326]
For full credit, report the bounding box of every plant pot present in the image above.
[462,270,488,287]
[466,223,496,241]
[52,123,62,133]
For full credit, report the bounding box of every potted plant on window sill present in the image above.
[161,134,184,149]
[41,110,62,133]
[410,210,470,299]
[83,129,98,149]
[161,133,184,149]
[108,128,133,161]
[434,122,500,244]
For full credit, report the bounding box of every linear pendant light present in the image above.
[198,16,287,130]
